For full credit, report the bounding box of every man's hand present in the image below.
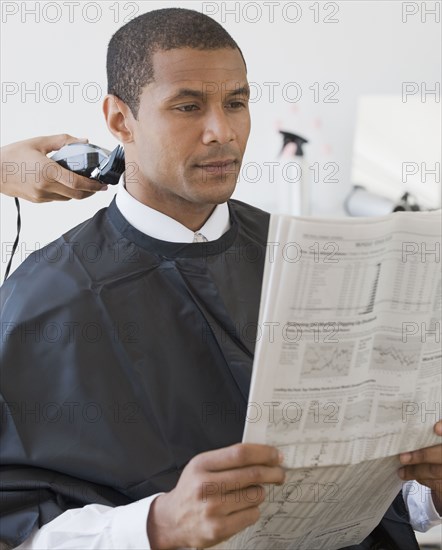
[399,420,442,515]
[1,134,108,202]
[147,443,285,549]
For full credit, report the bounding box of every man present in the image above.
[1,8,441,550]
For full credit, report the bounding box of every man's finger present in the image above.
[202,484,266,516]
[399,463,442,482]
[197,443,283,472]
[210,464,285,491]
[400,444,442,466]
[222,504,261,539]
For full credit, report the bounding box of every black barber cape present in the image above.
[0,198,419,549]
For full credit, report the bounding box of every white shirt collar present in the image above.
[115,173,230,243]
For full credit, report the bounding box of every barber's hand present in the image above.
[399,420,442,515]
[0,134,108,202]
[147,443,285,549]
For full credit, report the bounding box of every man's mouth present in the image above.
[196,159,237,175]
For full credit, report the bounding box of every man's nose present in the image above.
[202,107,236,145]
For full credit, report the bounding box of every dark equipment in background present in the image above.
[345,185,421,217]
[279,130,308,157]
[278,130,310,215]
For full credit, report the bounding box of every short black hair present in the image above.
[107,8,247,119]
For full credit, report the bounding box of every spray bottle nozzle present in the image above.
[279,131,308,157]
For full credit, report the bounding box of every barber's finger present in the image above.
[32,183,97,201]
[32,134,89,155]
[57,171,107,194]
[28,193,72,203]
[48,195,72,201]
[43,160,107,193]
[52,190,96,201]
[46,184,97,200]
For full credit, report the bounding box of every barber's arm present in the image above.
[1,135,108,202]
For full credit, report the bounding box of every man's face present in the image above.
[127,47,251,208]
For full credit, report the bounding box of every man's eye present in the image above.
[176,104,199,112]
[227,101,247,109]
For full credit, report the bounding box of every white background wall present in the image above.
[1,1,441,277]
[1,1,441,544]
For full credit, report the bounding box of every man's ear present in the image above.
[102,94,134,144]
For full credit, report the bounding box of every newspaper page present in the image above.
[211,210,441,550]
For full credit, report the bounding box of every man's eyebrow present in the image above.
[163,85,250,102]
[226,85,250,98]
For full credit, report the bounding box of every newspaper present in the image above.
[211,210,441,550]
